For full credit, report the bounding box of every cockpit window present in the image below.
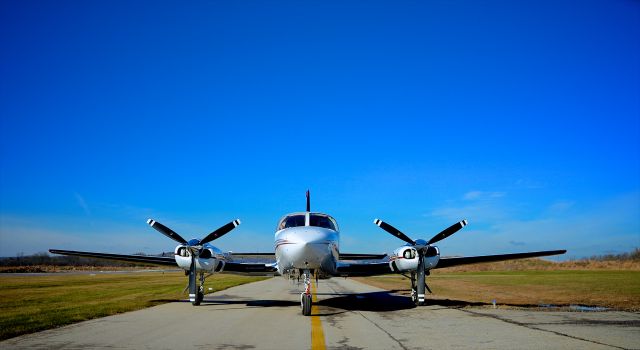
[278,214,306,230]
[277,213,339,231]
[310,214,337,231]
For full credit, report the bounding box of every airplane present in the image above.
[50,191,566,316]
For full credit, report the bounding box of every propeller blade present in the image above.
[199,219,241,245]
[373,219,415,245]
[147,219,187,244]
[427,219,467,245]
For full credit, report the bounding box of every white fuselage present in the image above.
[274,212,340,275]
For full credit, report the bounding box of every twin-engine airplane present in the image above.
[50,191,566,316]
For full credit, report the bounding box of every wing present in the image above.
[222,261,279,276]
[435,249,567,269]
[339,253,387,260]
[334,261,393,276]
[228,253,387,260]
[229,253,276,256]
[49,249,177,266]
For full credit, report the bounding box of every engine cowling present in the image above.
[389,245,440,272]
[174,245,219,272]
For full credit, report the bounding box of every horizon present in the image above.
[1,1,639,260]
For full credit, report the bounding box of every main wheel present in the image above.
[193,291,204,306]
[301,293,312,316]
[411,288,419,306]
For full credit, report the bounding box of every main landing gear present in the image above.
[300,269,312,316]
[409,270,432,306]
[195,272,206,305]
[410,272,418,305]
[189,271,205,306]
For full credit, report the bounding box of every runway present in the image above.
[3,277,639,349]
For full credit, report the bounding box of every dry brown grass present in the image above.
[437,257,640,272]
[0,265,165,273]
[357,269,640,311]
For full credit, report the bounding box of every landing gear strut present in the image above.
[300,269,312,316]
[192,272,205,306]
[409,270,432,306]
[410,272,418,305]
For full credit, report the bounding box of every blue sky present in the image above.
[1,0,638,259]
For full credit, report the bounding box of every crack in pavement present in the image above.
[458,308,630,350]
[324,280,409,350]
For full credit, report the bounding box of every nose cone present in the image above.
[277,226,336,269]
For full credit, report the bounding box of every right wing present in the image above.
[49,249,177,266]
[339,253,387,260]
[435,249,567,269]
[334,261,393,276]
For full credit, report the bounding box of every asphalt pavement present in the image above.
[2,277,638,349]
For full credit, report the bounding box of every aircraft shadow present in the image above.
[154,290,497,313]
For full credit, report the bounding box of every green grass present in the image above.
[359,270,640,311]
[0,272,267,340]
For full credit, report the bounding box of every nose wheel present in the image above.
[300,270,312,316]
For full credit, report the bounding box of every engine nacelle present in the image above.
[389,245,440,272]
[174,245,218,272]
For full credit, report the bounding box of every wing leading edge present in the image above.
[49,249,177,266]
[333,249,566,276]
[435,249,567,269]
[49,249,280,276]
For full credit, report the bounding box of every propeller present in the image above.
[373,218,467,305]
[147,218,241,303]
[147,218,241,248]
[147,219,188,244]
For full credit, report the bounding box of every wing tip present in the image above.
[373,218,382,226]
[233,219,241,227]
[147,219,155,226]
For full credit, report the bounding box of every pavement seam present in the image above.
[458,308,628,350]
[326,280,409,350]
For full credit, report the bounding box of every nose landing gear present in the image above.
[300,269,312,316]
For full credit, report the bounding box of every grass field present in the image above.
[0,272,266,340]
[357,270,640,311]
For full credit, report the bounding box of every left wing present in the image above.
[222,262,279,276]
[434,249,567,269]
[49,249,177,266]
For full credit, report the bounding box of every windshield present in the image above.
[277,213,339,231]
[278,214,306,230]
[310,214,337,231]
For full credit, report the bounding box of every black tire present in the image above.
[411,288,418,305]
[302,294,312,316]
[192,291,203,306]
